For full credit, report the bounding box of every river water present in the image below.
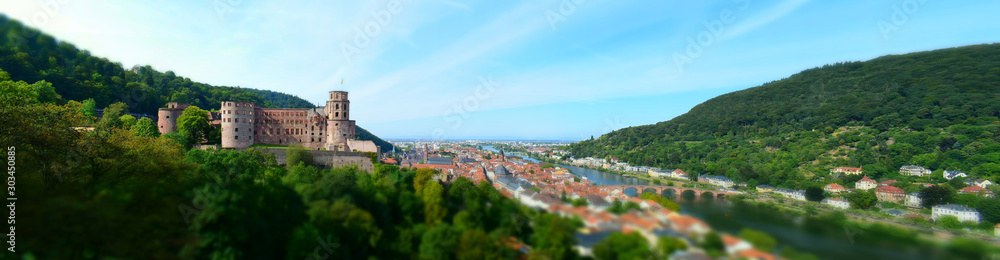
[480,145,962,259]
[554,161,955,260]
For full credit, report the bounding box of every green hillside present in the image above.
[356,126,394,153]
[0,15,393,151]
[569,44,1000,188]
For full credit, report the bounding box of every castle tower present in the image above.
[221,101,256,148]
[157,102,189,134]
[324,91,356,151]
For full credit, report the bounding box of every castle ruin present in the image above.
[157,91,379,153]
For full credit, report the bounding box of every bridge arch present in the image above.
[680,190,697,200]
[661,188,676,198]
[623,187,639,197]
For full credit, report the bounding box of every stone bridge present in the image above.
[600,185,734,199]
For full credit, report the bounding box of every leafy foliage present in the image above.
[593,232,651,260]
[569,44,1000,189]
[805,187,825,202]
[920,185,955,209]
[6,87,570,259]
[740,228,777,252]
[848,190,877,209]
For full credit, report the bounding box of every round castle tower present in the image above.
[325,91,356,151]
[221,101,256,148]
[157,102,189,134]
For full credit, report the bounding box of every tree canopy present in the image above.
[569,43,1000,189]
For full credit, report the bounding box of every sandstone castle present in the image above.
[156,91,379,153]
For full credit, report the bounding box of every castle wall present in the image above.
[252,108,327,149]
[162,91,370,152]
[220,101,256,148]
[262,148,374,172]
[346,140,380,153]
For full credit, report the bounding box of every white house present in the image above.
[900,165,932,177]
[855,175,878,190]
[668,169,689,180]
[905,192,922,208]
[943,170,968,180]
[823,198,850,209]
[932,204,980,223]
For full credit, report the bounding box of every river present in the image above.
[554,161,957,260]
[480,145,962,259]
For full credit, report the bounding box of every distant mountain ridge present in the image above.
[569,43,1000,187]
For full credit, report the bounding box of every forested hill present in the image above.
[244,88,316,108]
[0,15,394,151]
[569,43,1000,188]
[0,15,322,113]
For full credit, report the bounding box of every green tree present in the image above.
[119,114,136,129]
[937,215,963,229]
[177,105,211,144]
[740,228,777,252]
[976,198,1000,224]
[185,182,306,259]
[530,214,579,260]
[700,232,727,257]
[848,190,877,209]
[285,145,314,167]
[657,236,687,256]
[98,102,129,129]
[419,223,460,260]
[132,117,160,138]
[81,98,97,120]
[920,185,954,208]
[414,168,436,195]
[593,232,650,260]
[805,187,825,202]
[423,180,447,226]
[456,229,508,260]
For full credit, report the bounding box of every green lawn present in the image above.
[249,143,291,149]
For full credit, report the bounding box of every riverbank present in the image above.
[724,194,1000,259]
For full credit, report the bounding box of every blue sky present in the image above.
[2,0,999,140]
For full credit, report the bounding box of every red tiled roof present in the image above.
[875,185,904,194]
[721,234,745,247]
[824,183,845,190]
[736,248,776,260]
[959,185,993,194]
